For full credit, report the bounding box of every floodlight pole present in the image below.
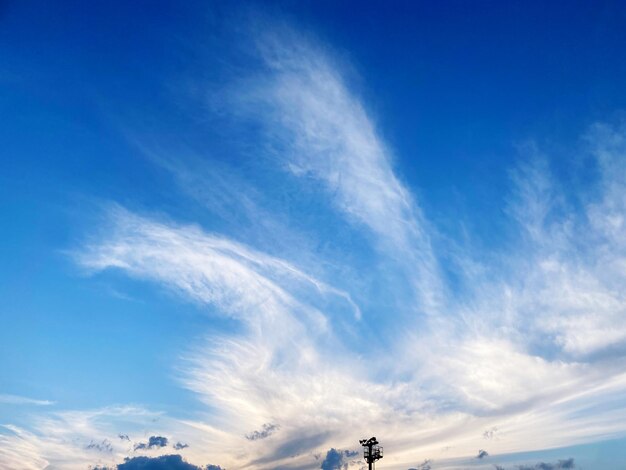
[359,436,383,470]
[365,440,375,470]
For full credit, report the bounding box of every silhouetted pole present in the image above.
[359,437,383,470]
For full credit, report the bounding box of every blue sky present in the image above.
[2,1,626,469]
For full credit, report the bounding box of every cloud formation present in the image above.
[87,439,113,453]
[134,436,168,451]
[0,394,54,406]
[5,19,626,470]
[117,455,202,470]
[245,423,279,441]
[514,458,575,470]
[66,31,626,470]
[320,448,359,470]
[248,27,443,315]
[0,406,163,469]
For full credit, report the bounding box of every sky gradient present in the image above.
[2,1,626,469]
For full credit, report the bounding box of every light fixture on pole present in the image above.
[359,436,383,470]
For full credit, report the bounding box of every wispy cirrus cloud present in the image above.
[0,405,225,470]
[0,394,54,406]
[500,125,626,357]
[75,205,360,328]
[0,406,163,469]
[64,152,626,468]
[235,27,444,315]
[70,30,626,469]
[6,19,626,470]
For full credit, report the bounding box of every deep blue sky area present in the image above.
[4,0,626,241]
[2,1,626,469]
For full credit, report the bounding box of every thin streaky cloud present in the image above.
[5,16,626,470]
[68,29,626,468]
[75,205,359,326]
[231,27,445,315]
[0,394,55,406]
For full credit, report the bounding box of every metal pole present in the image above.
[360,436,381,470]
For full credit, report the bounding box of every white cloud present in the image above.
[0,394,54,406]
[7,22,626,470]
[500,128,626,357]
[62,174,626,468]
[63,36,626,467]
[237,29,444,315]
[76,205,359,330]
[0,406,166,470]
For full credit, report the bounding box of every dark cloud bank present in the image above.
[134,436,169,451]
[320,448,359,470]
[91,454,224,470]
